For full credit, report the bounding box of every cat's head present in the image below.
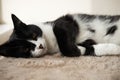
[11,14,47,57]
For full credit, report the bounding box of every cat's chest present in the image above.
[44,31,59,54]
[37,23,60,54]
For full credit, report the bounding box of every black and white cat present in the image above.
[0,14,120,58]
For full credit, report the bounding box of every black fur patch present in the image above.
[88,28,95,33]
[78,39,96,46]
[99,15,120,23]
[78,14,96,22]
[78,39,96,56]
[53,15,81,57]
[0,40,35,58]
[84,46,95,56]
[10,14,43,41]
[106,25,117,35]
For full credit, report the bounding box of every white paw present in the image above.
[77,46,86,55]
[93,43,120,56]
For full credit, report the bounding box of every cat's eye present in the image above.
[32,33,37,40]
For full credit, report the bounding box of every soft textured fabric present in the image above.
[0,55,120,80]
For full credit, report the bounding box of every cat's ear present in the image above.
[11,14,27,30]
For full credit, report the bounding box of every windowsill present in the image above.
[0,24,13,35]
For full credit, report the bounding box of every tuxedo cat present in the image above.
[0,14,120,58]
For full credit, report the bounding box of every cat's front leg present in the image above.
[53,15,81,57]
[53,27,81,57]
[93,43,120,56]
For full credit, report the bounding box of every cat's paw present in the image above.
[62,48,81,57]
[93,43,120,56]
[77,46,86,55]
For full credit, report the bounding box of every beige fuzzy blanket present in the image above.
[0,54,120,80]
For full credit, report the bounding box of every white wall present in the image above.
[1,0,120,24]
[1,0,92,24]
[0,0,2,24]
[91,0,120,15]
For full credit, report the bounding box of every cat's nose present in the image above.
[39,44,44,49]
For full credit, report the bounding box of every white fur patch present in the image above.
[77,46,86,55]
[93,43,120,56]
[36,23,60,54]
[28,38,47,57]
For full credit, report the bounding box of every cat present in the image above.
[0,13,120,58]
